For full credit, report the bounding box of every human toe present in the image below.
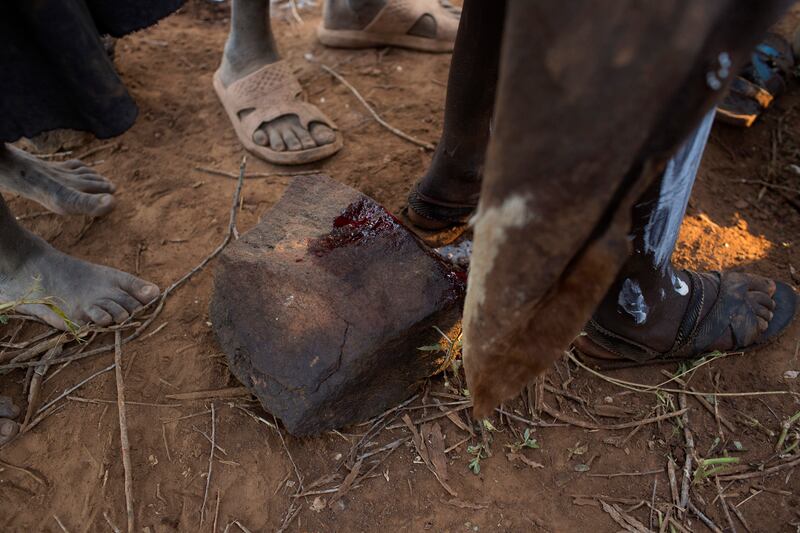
[747,275,776,297]
[0,396,20,419]
[253,128,269,147]
[54,185,116,217]
[310,123,336,146]
[98,299,130,324]
[282,130,303,151]
[85,306,114,327]
[0,419,19,445]
[72,175,116,194]
[291,124,318,150]
[271,129,288,151]
[117,274,160,304]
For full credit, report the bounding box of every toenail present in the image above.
[253,130,268,146]
[141,284,159,299]
[1,421,14,436]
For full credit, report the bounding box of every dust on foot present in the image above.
[0,144,116,217]
[1,228,159,330]
[0,395,20,446]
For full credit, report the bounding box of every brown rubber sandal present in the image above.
[575,270,798,367]
[213,61,343,166]
[317,0,459,53]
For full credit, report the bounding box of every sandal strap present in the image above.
[221,61,338,133]
[582,269,709,362]
[582,320,661,362]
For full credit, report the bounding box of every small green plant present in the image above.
[418,326,464,378]
[693,456,740,483]
[505,428,539,453]
[776,410,800,453]
[467,443,488,475]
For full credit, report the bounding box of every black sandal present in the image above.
[576,270,798,366]
[406,184,477,230]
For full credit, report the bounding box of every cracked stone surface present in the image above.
[210,174,465,435]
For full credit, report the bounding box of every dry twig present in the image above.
[114,332,135,533]
[541,402,687,430]
[717,455,800,481]
[199,403,216,527]
[166,387,249,401]
[0,157,247,373]
[319,64,435,150]
[678,393,694,516]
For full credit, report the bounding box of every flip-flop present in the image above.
[213,61,343,166]
[317,0,459,53]
[575,270,798,367]
[406,183,477,230]
[716,33,795,128]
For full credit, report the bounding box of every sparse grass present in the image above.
[693,456,740,483]
[0,296,78,335]
[776,410,800,452]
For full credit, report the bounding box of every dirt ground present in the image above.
[2,2,800,532]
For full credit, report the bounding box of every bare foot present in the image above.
[0,201,159,329]
[0,144,116,217]
[0,395,20,446]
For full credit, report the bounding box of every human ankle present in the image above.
[0,216,39,278]
[421,147,484,196]
[325,0,385,29]
[223,0,278,76]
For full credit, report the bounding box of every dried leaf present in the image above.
[310,497,326,512]
[599,501,649,533]
[567,442,588,459]
[506,453,544,469]
[443,498,488,510]
[421,422,449,481]
[328,460,362,508]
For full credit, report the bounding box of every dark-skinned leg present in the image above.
[461,0,793,417]
[217,0,337,154]
[407,0,505,229]
[0,143,116,217]
[576,109,783,361]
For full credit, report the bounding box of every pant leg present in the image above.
[462,0,792,416]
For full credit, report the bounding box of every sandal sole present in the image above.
[317,26,454,53]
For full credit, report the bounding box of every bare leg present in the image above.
[461,0,792,416]
[407,0,505,229]
[217,0,337,152]
[0,194,159,329]
[0,143,115,216]
[576,111,780,361]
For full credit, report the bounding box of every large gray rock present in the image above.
[210,174,465,435]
